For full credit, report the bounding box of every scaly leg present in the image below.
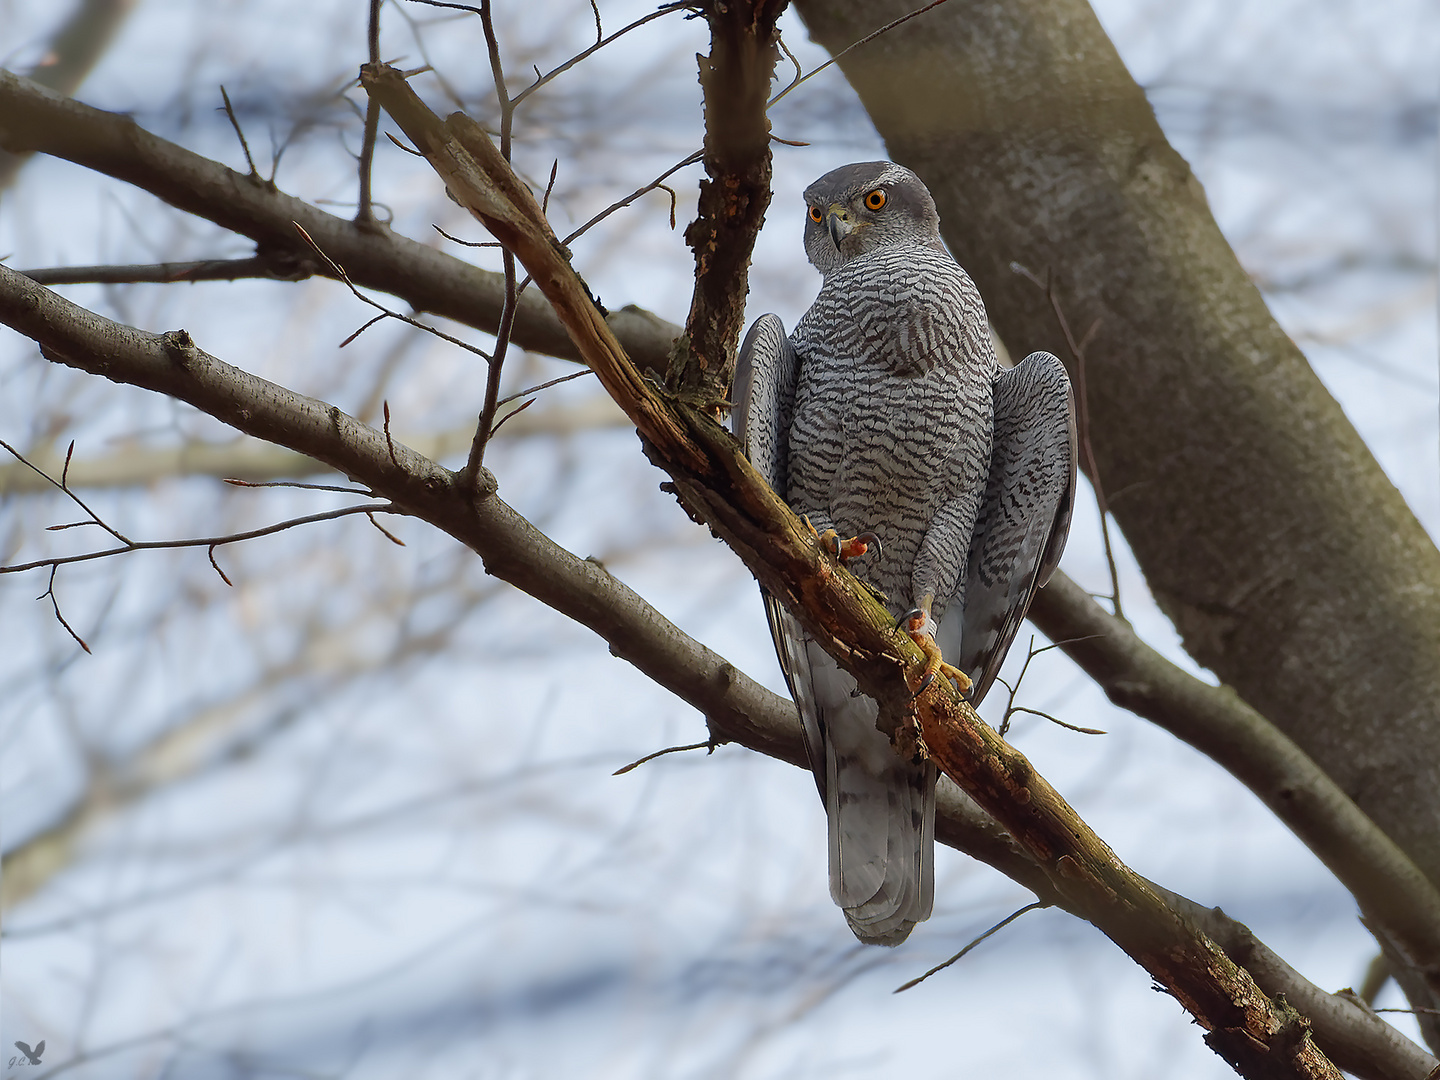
[899,597,972,696]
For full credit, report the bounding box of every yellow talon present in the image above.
[903,607,971,695]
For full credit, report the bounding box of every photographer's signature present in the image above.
[9,1041,44,1068]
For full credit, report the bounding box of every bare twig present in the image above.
[995,633,1105,737]
[458,0,519,488]
[485,398,533,440]
[38,564,91,653]
[19,255,317,285]
[509,2,689,109]
[222,478,373,495]
[366,510,405,545]
[2,437,130,545]
[2,503,398,576]
[558,150,702,249]
[541,158,558,215]
[495,367,594,408]
[1011,261,1123,619]
[894,901,1046,992]
[291,222,492,360]
[612,739,713,775]
[1005,705,1105,736]
[219,85,259,178]
[356,0,384,225]
[768,0,954,107]
[206,544,232,585]
[431,223,500,248]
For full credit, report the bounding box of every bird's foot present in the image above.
[899,607,972,696]
[803,517,882,563]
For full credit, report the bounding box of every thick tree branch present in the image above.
[1,264,1430,1079]
[0,69,678,376]
[671,0,784,407]
[0,0,135,190]
[1028,573,1440,990]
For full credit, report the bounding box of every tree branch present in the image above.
[358,65,1351,1079]
[670,0,785,408]
[0,68,679,376]
[1028,572,1440,991]
[0,400,627,495]
[1,262,1430,1080]
[0,0,136,190]
[17,255,318,285]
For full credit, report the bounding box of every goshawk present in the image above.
[733,161,1077,945]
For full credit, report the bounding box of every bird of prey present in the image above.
[13,1040,44,1065]
[733,161,1076,945]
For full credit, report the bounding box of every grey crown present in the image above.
[734,161,1077,945]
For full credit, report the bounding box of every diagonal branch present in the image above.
[3,58,1428,1064]
[0,263,1430,1080]
[1027,572,1440,998]
[359,63,1343,1079]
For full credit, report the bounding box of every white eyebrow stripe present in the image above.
[874,163,916,187]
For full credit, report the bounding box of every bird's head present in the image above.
[801,161,942,275]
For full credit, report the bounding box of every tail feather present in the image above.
[808,640,935,946]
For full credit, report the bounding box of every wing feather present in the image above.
[734,316,826,792]
[958,350,1077,705]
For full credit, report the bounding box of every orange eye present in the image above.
[864,189,887,210]
[808,205,823,223]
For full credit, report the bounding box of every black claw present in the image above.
[855,531,882,560]
[896,607,924,632]
[829,534,843,560]
[913,670,935,698]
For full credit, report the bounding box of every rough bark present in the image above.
[792,0,1440,1045]
[1027,574,1440,986]
[674,0,784,408]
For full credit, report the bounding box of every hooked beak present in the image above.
[825,204,853,250]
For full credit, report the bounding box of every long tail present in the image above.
[808,639,936,946]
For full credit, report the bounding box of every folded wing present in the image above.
[956,350,1077,705]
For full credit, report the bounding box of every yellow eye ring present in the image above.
[808,205,823,223]
[864,188,887,210]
